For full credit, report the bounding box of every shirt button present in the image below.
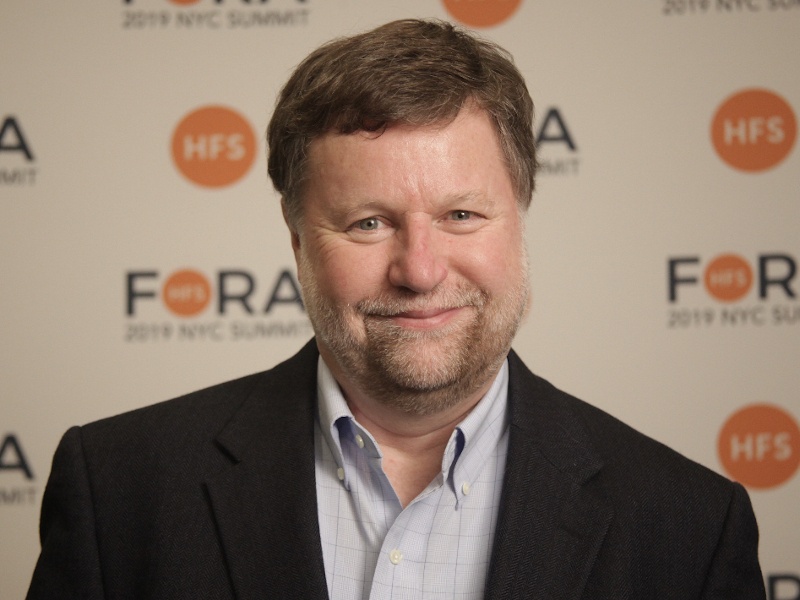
[389,549,403,565]
[337,467,345,481]
[355,434,365,449]
[462,482,471,496]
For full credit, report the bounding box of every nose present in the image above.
[387,217,448,293]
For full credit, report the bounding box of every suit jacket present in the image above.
[28,339,765,599]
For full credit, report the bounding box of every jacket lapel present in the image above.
[204,340,329,600]
[486,352,613,600]
[200,342,611,600]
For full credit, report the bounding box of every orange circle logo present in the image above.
[169,0,201,5]
[711,88,797,172]
[442,0,523,28]
[718,404,800,489]
[162,269,211,317]
[704,254,753,302]
[171,106,257,188]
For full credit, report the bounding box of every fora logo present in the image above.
[126,268,304,317]
[121,0,310,29]
[536,108,576,152]
[0,433,37,507]
[0,116,37,186]
[535,107,580,176]
[668,253,796,303]
[123,0,308,4]
[0,434,34,481]
[0,117,34,162]
[125,269,311,343]
[766,574,800,600]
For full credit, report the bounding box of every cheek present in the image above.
[307,243,388,304]
[452,229,525,293]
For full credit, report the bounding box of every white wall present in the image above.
[2,1,798,597]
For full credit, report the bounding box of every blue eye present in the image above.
[357,217,381,230]
[451,210,472,221]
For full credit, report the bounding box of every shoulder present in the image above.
[504,350,764,598]
[76,340,319,461]
[506,350,739,506]
[79,369,263,448]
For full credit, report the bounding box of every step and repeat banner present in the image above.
[2,0,798,597]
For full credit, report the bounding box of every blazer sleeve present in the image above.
[26,426,105,600]
[700,482,766,600]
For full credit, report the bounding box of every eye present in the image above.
[345,215,392,243]
[441,208,485,234]
[356,217,382,231]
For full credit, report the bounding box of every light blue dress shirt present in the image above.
[314,357,510,600]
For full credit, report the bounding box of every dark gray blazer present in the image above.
[28,339,765,599]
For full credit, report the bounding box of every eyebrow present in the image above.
[441,191,491,211]
[321,189,501,231]
[323,199,387,224]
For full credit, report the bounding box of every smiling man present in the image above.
[29,19,765,600]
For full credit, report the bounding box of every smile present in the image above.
[370,306,471,331]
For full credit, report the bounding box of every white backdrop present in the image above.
[2,1,798,598]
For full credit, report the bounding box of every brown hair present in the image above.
[267,19,536,226]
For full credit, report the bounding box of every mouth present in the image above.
[367,306,471,331]
[358,287,486,333]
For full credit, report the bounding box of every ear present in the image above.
[281,199,301,253]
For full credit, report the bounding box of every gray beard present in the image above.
[300,254,529,416]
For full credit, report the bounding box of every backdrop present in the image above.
[2,1,798,598]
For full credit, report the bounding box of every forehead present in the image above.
[296,107,521,230]
[306,107,509,187]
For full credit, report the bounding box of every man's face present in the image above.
[292,106,529,415]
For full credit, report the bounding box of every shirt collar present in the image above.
[316,356,510,503]
[316,356,353,478]
[448,359,509,504]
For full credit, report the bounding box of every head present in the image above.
[266,20,536,416]
[267,18,537,230]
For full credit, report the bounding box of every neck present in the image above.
[332,365,498,507]
[340,377,488,440]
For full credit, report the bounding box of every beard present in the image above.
[298,249,529,416]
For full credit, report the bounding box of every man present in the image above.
[28,19,764,600]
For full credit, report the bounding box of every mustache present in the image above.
[356,287,487,316]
